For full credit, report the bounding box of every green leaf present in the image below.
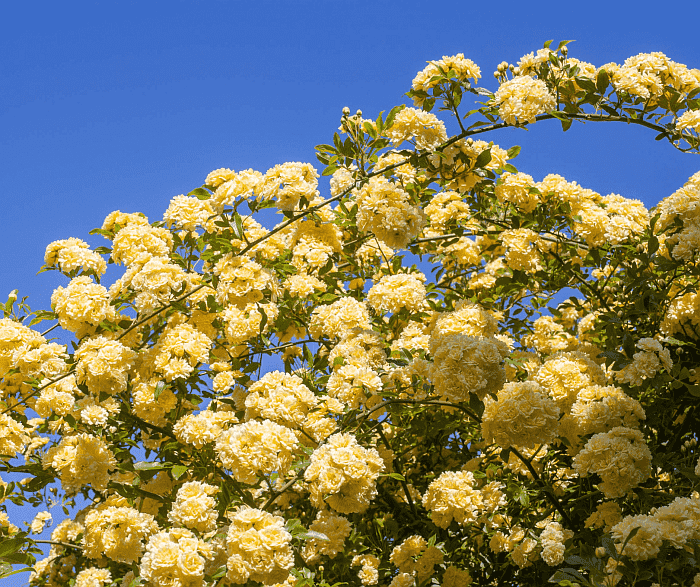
[382,473,405,481]
[596,69,610,93]
[602,534,618,560]
[385,105,404,129]
[575,77,598,93]
[134,461,170,471]
[687,384,700,398]
[506,145,521,159]
[556,39,575,52]
[188,187,211,200]
[548,569,590,586]
[0,538,23,558]
[648,235,659,255]
[171,465,188,480]
[0,564,35,579]
[619,525,641,556]
[233,214,246,241]
[474,149,492,169]
[499,448,511,464]
[315,144,336,154]
[363,121,377,139]
[154,381,166,401]
[207,566,226,581]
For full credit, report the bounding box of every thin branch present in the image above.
[33,539,83,550]
[509,446,577,532]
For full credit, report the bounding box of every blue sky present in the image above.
[2,0,700,570]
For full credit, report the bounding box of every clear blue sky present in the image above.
[1,0,700,566]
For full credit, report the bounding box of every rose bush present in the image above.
[1,41,700,587]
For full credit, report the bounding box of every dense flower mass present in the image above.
[494,76,556,125]
[139,528,213,587]
[42,433,116,494]
[215,419,299,483]
[304,433,384,514]
[84,501,159,563]
[44,238,106,277]
[422,471,483,528]
[429,333,507,401]
[260,162,319,210]
[386,107,448,151]
[354,176,426,249]
[5,41,700,587]
[225,506,294,584]
[573,427,653,498]
[481,381,560,449]
[168,481,219,533]
[412,53,481,106]
[367,273,426,314]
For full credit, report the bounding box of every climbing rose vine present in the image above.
[2,41,700,587]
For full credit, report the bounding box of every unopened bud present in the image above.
[356,109,362,117]
[595,547,606,558]
[7,289,17,304]
[494,71,500,78]
[342,107,350,116]
[561,45,568,56]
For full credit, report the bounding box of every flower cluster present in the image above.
[83,500,159,563]
[42,433,116,494]
[215,419,299,484]
[301,509,352,563]
[412,53,481,105]
[139,528,213,587]
[390,535,444,584]
[260,162,319,211]
[44,237,106,276]
[494,76,556,125]
[422,471,483,528]
[168,481,219,533]
[572,427,652,498]
[367,273,426,314]
[481,381,560,449]
[354,176,426,249]
[386,107,448,151]
[225,506,294,584]
[304,432,384,514]
[429,333,507,401]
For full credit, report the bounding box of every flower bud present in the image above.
[595,547,606,558]
[7,289,17,304]
[342,107,350,116]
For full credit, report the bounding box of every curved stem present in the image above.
[509,446,577,532]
